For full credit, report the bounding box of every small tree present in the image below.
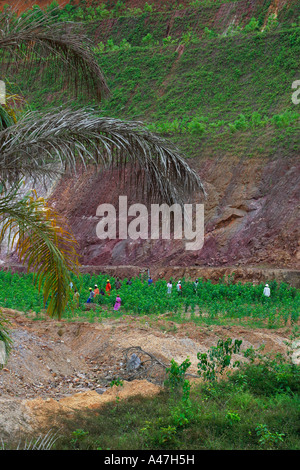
[197,338,243,381]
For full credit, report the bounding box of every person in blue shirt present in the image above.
[86,287,95,303]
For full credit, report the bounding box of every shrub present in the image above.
[243,18,260,33]
[197,338,242,381]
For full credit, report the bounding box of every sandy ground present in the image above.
[0,308,299,443]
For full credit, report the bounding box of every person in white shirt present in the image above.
[167,280,172,294]
[263,283,270,297]
[176,280,182,295]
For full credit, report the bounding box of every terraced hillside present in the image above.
[2,0,300,273]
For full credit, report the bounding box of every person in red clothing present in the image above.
[94,284,100,296]
[105,279,112,296]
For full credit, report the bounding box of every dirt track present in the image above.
[0,308,299,442]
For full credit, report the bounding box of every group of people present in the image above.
[166,278,271,298]
[166,280,182,295]
[166,278,199,296]
[73,276,272,313]
[86,284,104,303]
[86,277,125,311]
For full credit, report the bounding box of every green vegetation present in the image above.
[12,0,300,33]
[12,23,300,159]
[1,0,299,450]
[7,336,297,450]
[1,271,299,329]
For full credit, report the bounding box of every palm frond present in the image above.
[0,104,15,130]
[0,183,79,319]
[0,108,205,205]
[0,91,27,130]
[0,309,12,357]
[1,428,60,450]
[0,5,109,101]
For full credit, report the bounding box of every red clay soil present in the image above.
[46,154,300,272]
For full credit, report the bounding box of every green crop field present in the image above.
[1,271,299,329]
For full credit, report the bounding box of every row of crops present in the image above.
[0,270,299,327]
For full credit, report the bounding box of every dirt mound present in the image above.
[23,380,161,432]
[0,309,298,441]
[0,380,161,440]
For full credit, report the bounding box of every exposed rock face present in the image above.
[47,155,300,272]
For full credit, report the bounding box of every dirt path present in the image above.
[0,308,299,442]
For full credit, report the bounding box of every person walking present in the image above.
[263,283,271,298]
[86,287,95,303]
[176,280,182,295]
[105,279,112,296]
[115,277,122,290]
[194,278,199,293]
[113,294,122,311]
[94,284,100,296]
[167,280,172,294]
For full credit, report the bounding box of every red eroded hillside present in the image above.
[47,154,300,272]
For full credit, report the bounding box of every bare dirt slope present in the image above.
[0,308,299,441]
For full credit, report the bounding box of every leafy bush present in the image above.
[255,423,285,449]
[197,338,242,381]
[243,18,260,33]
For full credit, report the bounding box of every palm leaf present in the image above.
[0,92,27,130]
[0,309,12,357]
[0,5,109,101]
[0,104,14,130]
[0,108,205,205]
[0,183,79,319]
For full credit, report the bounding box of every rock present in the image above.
[127,353,141,371]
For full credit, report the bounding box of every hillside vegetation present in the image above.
[11,0,300,160]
